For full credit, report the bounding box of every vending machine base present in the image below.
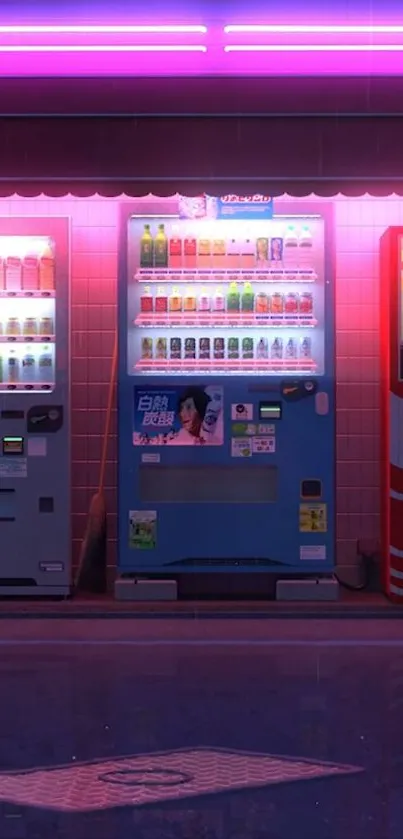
[114,577,178,601]
[276,576,339,602]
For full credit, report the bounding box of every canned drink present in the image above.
[184,337,196,359]
[227,337,239,359]
[270,337,283,359]
[284,292,299,314]
[169,337,182,360]
[299,291,313,314]
[39,317,54,336]
[270,237,284,262]
[155,337,167,359]
[141,337,153,359]
[213,337,225,360]
[199,337,211,360]
[6,317,21,336]
[23,317,38,336]
[270,293,284,314]
[242,337,254,359]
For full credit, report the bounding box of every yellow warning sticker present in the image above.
[299,503,327,533]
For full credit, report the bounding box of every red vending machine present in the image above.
[380,228,403,602]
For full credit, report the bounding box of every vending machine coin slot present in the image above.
[301,479,322,499]
[1,410,24,420]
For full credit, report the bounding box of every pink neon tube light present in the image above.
[224,44,403,52]
[224,24,403,33]
[0,25,207,33]
[0,45,207,52]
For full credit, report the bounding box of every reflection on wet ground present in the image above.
[0,618,402,838]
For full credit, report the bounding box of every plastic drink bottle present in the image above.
[39,242,55,290]
[154,225,168,269]
[140,225,153,269]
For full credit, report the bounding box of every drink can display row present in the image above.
[0,244,55,291]
[140,336,313,362]
[140,285,313,315]
[0,317,55,337]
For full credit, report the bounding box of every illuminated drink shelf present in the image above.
[0,290,55,298]
[0,382,52,391]
[135,358,316,374]
[134,313,316,328]
[0,335,55,343]
[135,269,317,283]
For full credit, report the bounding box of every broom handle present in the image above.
[98,330,118,495]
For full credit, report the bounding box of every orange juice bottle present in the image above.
[197,237,211,269]
[183,287,197,312]
[169,286,182,312]
[212,237,226,269]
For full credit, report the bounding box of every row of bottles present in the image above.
[0,346,53,383]
[0,243,55,291]
[140,335,313,362]
[140,284,314,316]
[0,316,55,337]
[140,224,313,271]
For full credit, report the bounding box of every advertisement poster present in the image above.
[129,511,157,550]
[133,385,224,446]
[178,194,273,221]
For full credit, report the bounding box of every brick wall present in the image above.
[3,193,401,578]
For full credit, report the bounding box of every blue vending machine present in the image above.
[0,217,71,595]
[118,196,335,582]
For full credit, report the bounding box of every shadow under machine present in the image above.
[117,195,335,593]
[0,218,70,595]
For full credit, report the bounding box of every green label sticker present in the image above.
[129,510,157,549]
[231,423,256,436]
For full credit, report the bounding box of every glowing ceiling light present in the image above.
[224,44,403,52]
[224,24,403,34]
[0,44,207,53]
[0,25,207,34]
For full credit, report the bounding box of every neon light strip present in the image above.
[0,25,207,34]
[0,45,207,53]
[225,24,403,33]
[224,44,403,52]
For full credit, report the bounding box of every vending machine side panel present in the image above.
[380,226,403,601]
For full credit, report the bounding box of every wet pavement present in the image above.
[0,618,402,838]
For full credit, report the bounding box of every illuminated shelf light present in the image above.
[134,314,316,328]
[0,25,207,34]
[0,290,55,298]
[135,358,316,373]
[0,335,55,343]
[135,270,317,283]
[0,383,53,391]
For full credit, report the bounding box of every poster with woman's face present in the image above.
[133,385,224,446]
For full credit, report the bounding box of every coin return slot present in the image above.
[39,497,54,513]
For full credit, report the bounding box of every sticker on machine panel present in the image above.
[252,436,275,454]
[231,423,256,437]
[0,458,27,478]
[141,452,161,463]
[39,562,64,572]
[27,437,47,457]
[129,511,157,550]
[299,504,327,533]
[231,438,252,458]
[300,545,327,561]
[231,403,253,421]
[258,424,275,435]
[133,386,223,446]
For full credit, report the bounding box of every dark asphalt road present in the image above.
[0,619,401,838]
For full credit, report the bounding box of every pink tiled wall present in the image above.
[3,193,402,576]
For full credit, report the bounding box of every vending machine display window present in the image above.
[0,236,56,393]
[126,215,326,379]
